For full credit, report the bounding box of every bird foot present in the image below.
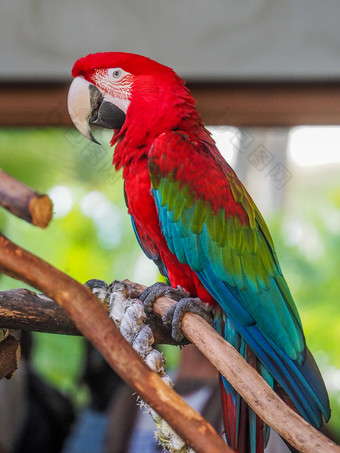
[84,279,109,304]
[140,282,214,343]
[140,282,189,315]
[162,298,214,342]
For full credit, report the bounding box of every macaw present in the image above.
[67,52,330,452]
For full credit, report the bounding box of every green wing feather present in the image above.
[150,136,305,363]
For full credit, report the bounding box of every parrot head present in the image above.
[68,52,197,146]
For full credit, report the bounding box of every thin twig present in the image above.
[0,169,53,227]
[0,234,230,453]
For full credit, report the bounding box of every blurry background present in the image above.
[0,1,340,451]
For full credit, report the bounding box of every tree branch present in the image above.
[0,169,53,228]
[0,288,177,344]
[0,234,230,453]
[0,288,79,335]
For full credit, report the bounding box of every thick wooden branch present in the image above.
[0,288,176,344]
[0,234,230,453]
[0,169,53,228]
[0,289,79,335]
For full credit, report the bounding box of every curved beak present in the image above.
[67,77,126,145]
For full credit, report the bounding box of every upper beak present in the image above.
[67,77,126,144]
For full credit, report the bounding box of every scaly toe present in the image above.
[140,282,189,314]
[84,279,109,303]
[162,297,214,343]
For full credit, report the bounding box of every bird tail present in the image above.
[219,357,269,453]
[216,312,270,453]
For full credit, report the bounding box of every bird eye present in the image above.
[112,69,121,79]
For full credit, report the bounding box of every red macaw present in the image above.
[67,52,330,452]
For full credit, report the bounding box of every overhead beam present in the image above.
[1,81,340,127]
[190,82,340,126]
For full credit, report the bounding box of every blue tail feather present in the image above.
[215,308,271,452]
[199,266,330,430]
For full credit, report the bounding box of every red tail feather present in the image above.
[219,347,267,453]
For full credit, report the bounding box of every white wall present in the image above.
[2,0,340,82]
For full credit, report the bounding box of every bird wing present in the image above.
[148,130,330,428]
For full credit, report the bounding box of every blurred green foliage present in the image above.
[0,128,339,436]
[0,128,145,404]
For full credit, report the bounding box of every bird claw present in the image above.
[141,282,217,345]
[162,298,215,343]
[84,279,109,304]
[140,282,189,315]
[86,280,214,345]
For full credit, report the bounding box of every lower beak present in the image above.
[67,77,126,144]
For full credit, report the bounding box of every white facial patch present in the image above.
[91,68,133,114]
